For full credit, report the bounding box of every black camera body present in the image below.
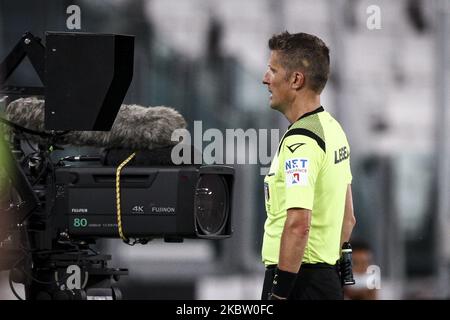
[52,165,234,240]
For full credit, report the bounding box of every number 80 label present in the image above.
[73,218,88,227]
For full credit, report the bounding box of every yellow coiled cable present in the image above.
[116,152,136,243]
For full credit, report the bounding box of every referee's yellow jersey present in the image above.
[262,106,352,266]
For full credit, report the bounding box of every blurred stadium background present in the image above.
[0,0,449,299]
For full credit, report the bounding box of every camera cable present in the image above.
[115,152,137,245]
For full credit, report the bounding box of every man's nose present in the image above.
[262,71,269,85]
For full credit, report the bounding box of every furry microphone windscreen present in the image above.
[5,97,187,150]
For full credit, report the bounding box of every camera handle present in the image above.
[0,32,45,96]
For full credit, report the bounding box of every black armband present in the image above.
[271,268,297,299]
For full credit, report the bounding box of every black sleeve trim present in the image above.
[278,128,326,154]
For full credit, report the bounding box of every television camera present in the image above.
[0,32,234,300]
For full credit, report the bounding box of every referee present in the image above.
[261,31,356,300]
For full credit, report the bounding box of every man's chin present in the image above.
[269,103,279,111]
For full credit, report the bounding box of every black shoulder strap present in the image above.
[278,128,326,154]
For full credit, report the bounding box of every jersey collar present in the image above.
[288,106,325,129]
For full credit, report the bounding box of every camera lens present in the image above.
[194,175,228,235]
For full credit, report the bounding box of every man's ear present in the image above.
[291,71,305,90]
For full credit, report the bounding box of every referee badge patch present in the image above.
[285,158,308,187]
